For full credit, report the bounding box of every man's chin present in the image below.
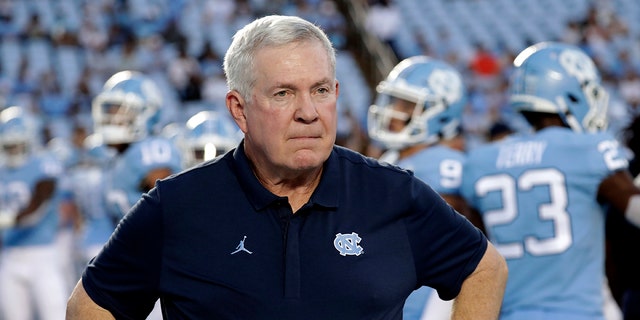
[289,149,329,169]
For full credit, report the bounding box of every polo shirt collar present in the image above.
[232,140,339,212]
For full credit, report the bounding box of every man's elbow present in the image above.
[483,242,508,298]
[66,279,115,320]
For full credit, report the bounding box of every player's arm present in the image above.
[66,279,115,320]
[600,170,640,309]
[138,167,174,192]
[449,180,487,235]
[598,170,640,227]
[451,240,508,319]
[441,194,468,215]
[15,178,55,225]
[442,194,487,234]
[459,205,487,235]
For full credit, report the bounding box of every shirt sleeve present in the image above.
[81,188,164,319]
[405,176,488,300]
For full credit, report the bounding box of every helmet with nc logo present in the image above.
[92,70,163,145]
[368,55,467,150]
[509,41,608,133]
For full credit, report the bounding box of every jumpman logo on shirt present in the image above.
[230,236,253,255]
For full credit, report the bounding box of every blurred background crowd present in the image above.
[0,0,638,156]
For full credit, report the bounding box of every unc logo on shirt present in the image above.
[334,232,364,256]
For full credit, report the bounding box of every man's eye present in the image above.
[275,91,288,97]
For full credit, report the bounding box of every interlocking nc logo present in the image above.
[334,232,364,256]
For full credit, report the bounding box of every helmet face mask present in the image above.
[180,111,242,167]
[580,80,609,131]
[368,56,466,150]
[1,141,28,167]
[92,71,163,145]
[509,42,609,133]
[192,143,218,164]
[0,106,38,168]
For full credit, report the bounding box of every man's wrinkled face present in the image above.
[236,40,338,174]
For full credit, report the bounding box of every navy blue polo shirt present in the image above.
[82,143,487,319]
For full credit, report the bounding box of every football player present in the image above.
[91,70,184,218]
[367,55,469,320]
[57,131,115,265]
[0,106,68,320]
[90,70,183,319]
[461,42,640,319]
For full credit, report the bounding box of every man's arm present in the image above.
[451,241,508,320]
[66,279,115,320]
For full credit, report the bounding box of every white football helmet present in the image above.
[509,41,609,133]
[92,70,163,145]
[181,111,242,167]
[368,55,467,150]
[0,106,39,168]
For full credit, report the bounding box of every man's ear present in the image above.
[226,90,248,133]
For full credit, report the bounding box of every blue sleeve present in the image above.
[82,188,164,319]
[589,131,628,174]
[405,177,488,300]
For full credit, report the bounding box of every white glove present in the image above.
[0,209,17,229]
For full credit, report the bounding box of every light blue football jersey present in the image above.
[461,127,628,319]
[396,144,465,320]
[0,153,63,246]
[105,136,183,218]
[398,145,465,195]
[59,163,113,250]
